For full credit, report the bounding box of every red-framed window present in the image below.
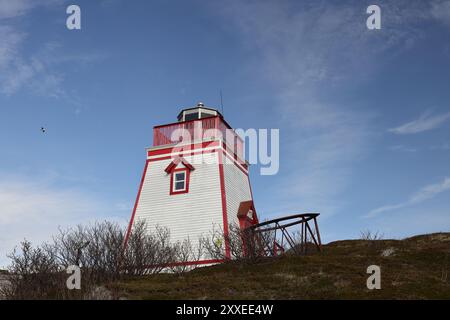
[170,168,190,195]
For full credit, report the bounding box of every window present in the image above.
[184,112,200,121]
[170,168,189,195]
[165,156,194,195]
[174,171,186,191]
[200,110,216,119]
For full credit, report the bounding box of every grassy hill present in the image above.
[111,233,450,299]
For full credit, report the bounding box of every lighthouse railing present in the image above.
[153,116,244,159]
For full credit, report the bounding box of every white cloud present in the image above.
[0,0,35,19]
[0,26,24,68]
[366,177,450,218]
[0,0,98,98]
[0,175,129,268]
[214,1,432,217]
[389,110,450,135]
[431,142,450,150]
[0,0,64,20]
[389,145,418,152]
[278,6,424,206]
[0,34,69,97]
[0,2,58,97]
[367,205,450,239]
[430,0,450,26]
[1,58,37,95]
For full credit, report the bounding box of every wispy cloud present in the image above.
[215,0,436,217]
[389,110,450,134]
[0,40,65,97]
[430,0,450,26]
[0,26,24,68]
[389,145,418,153]
[0,0,35,19]
[366,177,450,218]
[0,0,63,20]
[430,142,450,150]
[0,0,102,99]
[0,1,61,97]
[0,174,128,267]
[0,176,97,267]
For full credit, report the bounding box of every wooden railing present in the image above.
[153,116,244,158]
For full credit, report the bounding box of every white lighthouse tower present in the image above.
[125,102,259,266]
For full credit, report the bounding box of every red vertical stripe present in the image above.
[247,172,259,224]
[123,159,150,249]
[218,152,231,259]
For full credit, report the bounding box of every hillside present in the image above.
[111,233,450,299]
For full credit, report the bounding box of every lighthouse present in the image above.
[125,102,259,266]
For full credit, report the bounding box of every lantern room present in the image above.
[177,102,223,122]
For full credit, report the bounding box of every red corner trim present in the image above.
[124,159,150,249]
[218,152,231,259]
[247,172,259,224]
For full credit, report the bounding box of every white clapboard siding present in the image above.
[134,152,223,251]
[223,161,252,227]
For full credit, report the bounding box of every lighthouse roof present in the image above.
[177,102,223,122]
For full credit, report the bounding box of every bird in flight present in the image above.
[40,127,46,133]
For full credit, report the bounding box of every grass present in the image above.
[110,232,450,300]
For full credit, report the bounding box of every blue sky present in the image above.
[1,0,450,265]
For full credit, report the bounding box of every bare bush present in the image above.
[48,222,125,284]
[122,221,176,275]
[0,240,72,300]
[1,220,185,299]
[201,223,275,263]
[360,230,384,241]
[169,238,204,274]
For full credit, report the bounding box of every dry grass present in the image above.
[110,232,450,300]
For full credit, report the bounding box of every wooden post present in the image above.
[313,217,322,251]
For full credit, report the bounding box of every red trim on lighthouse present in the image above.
[154,258,225,268]
[221,141,247,168]
[164,156,195,173]
[247,171,259,224]
[124,159,150,249]
[149,149,217,163]
[148,141,220,157]
[218,152,231,259]
[221,150,248,176]
[165,157,194,196]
